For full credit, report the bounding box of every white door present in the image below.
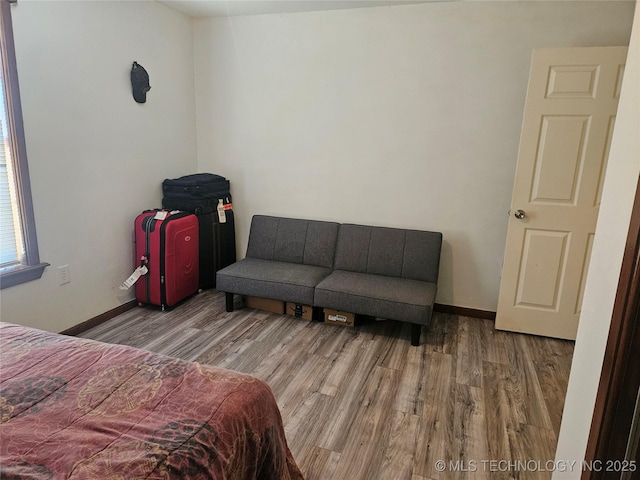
[495,46,627,340]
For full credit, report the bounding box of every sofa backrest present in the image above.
[246,215,339,269]
[333,224,442,283]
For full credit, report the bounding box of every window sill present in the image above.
[0,262,49,289]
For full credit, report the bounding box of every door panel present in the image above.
[531,115,590,204]
[575,232,595,315]
[496,46,627,339]
[515,229,570,310]
[545,65,599,99]
[595,115,617,207]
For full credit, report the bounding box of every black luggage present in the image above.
[162,173,236,289]
[162,173,231,215]
[197,211,236,289]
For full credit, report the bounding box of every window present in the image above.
[0,0,47,289]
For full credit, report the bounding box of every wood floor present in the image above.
[78,290,574,480]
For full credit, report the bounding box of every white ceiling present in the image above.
[158,0,451,17]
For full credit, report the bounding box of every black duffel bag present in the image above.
[162,173,230,196]
[162,173,231,215]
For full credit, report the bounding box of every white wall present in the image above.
[0,1,197,332]
[193,1,634,311]
[553,1,640,477]
[0,0,634,330]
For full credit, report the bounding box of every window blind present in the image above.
[0,68,22,268]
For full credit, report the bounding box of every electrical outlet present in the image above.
[58,265,70,285]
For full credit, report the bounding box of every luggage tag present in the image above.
[119,264,149,290]
[217,199,227,223]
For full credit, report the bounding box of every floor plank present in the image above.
[298,446,341,480]
[79,290,574,480]
[453,384,490,480]
[413,352,456,480]
[456,316,484,387]
[376,410,421,480]
[330,366,400,479]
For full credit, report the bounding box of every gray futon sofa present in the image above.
[216,215,339,307]
[216,215,442,346]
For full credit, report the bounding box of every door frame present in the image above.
[583,174,640,478]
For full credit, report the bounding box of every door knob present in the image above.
[514,209,526,219]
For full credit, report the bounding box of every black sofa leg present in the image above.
[411,324,422,346]
[225,293,234,312]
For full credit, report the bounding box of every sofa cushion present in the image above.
[245,216,279,260]
[331,224,371,273]
[314,270,437,325]
[216,258,332,305]
[402,230,443,283]
[334,224,442,283]
[246,215,339,269]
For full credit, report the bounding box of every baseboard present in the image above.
[60,300,137,336]
[60,300,494,337]
[434,303,496,320]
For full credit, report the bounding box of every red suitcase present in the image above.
[134,210,199,309]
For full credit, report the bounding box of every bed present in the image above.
[0,322,304,480]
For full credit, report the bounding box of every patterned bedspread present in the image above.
[0,323,304,480]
